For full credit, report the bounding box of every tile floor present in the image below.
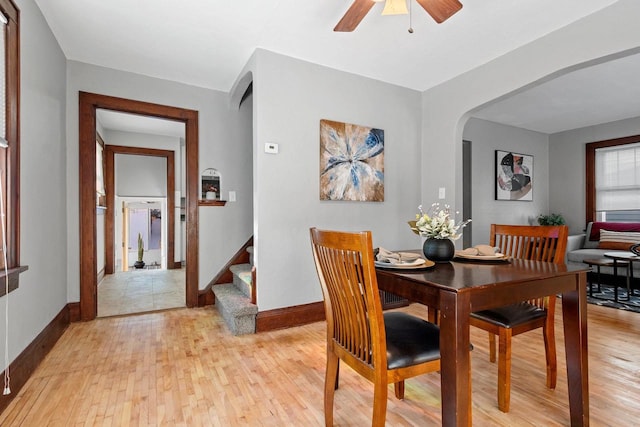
[97,268,186,317]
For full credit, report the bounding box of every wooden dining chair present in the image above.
[309,228,441,427]
[470,224,569,413]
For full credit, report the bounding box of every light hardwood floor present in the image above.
[1,301,639,426]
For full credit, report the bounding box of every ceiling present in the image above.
[37,0,636,135]
[472,52,640,134]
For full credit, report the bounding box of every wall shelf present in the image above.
[198,200,227,207]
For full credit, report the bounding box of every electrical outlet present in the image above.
[229,191,236,202]
[438,187,446,199]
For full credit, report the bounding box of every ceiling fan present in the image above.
[334,0,462,32]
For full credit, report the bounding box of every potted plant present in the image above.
[134,232,145,269]
[537,213,566,225]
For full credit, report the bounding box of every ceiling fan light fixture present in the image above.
[381,0,408,16]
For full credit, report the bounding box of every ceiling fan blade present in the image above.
[334,0,376,32]
[416,0,463,23]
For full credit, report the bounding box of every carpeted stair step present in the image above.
[212,283,257,336]
[230,263,253,299]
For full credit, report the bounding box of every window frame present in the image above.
[0,0,23,298]
[586,134,640,223]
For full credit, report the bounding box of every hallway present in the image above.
[97,268,186,317]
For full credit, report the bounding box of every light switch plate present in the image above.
[229,191,236,202]
[438,187,446,199]
[265,142,279,154]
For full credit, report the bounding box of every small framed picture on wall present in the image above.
[495,150,533,201]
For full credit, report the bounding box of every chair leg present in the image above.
[488,332,496,363]
[497,329,512,413]
[324,352,339,427]
[543,319,557,389]
[372,378,388,427]
[394,380,405,400]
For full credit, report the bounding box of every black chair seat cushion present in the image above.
[383,312,440,370]
[471,302,546,329]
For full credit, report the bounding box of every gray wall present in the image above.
[549,116,640,235]
[463,118,549,244]
[115,155,167,197]
[246,50,423,310]
[1,0,67,368]
[103,129,182,192]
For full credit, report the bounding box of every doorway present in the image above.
[79,92,199,321]
[122,200,165,271]
[104,145,177,274]
[462,140,472,248]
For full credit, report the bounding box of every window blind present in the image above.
[595,142,640,212]
[0,12,6,146]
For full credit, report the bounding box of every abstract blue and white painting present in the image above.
[320,119,384,201]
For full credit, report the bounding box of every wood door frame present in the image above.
[104,145,176,274]
[79,91,199,320]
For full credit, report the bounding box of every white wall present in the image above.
[463,118,549,244]
[66,62,254,298]
[549,116,640,235]
[1,0,67,369]
[247,50,423,310]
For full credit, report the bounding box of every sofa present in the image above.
[566,221,640,288]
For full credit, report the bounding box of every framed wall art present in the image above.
[495,150,533,201]
[319,119,384,202]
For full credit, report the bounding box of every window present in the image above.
[0,0,21,293]
[586,136,640,223]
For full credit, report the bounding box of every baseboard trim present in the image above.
[0,303,72,413]
[256,301,325,332]
[68,302,81,322]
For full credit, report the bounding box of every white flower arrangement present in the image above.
[408,203,471,240]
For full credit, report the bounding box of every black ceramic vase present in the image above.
[422,238,455,263]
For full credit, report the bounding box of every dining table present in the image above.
[375,255,590,427]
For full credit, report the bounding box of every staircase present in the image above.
[212,247,257,335]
